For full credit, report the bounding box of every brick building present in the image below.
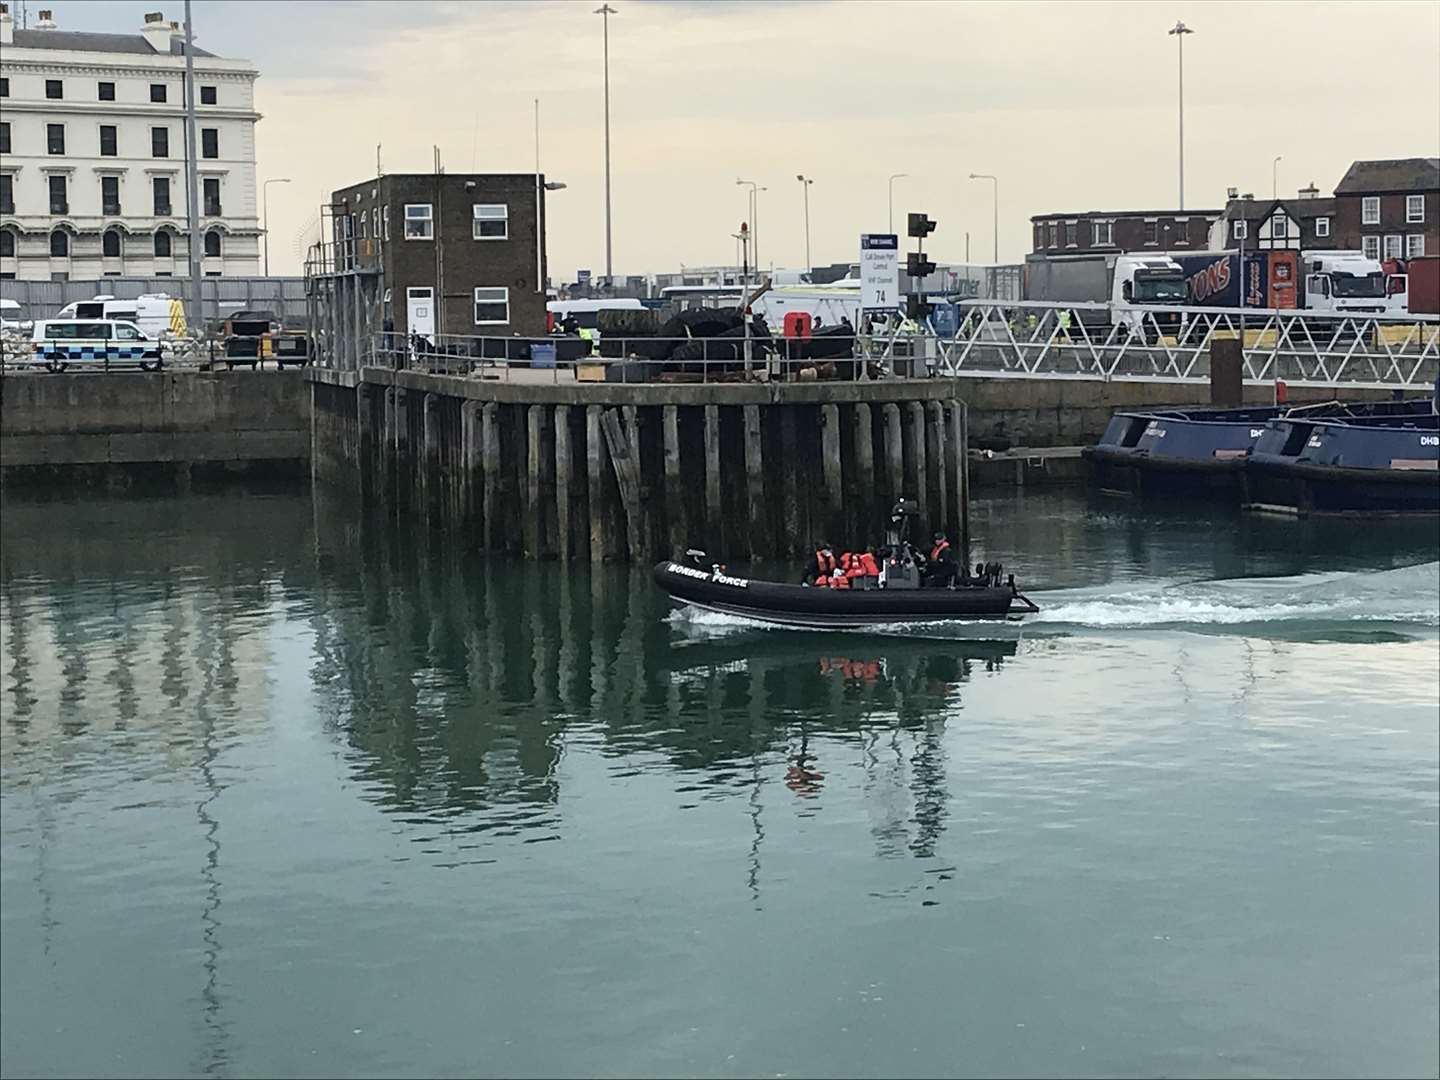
[328,172,548,339]
[1030,209,1219,257]
[1332,158,1438,262]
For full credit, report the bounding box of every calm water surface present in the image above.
[2,488,1437,1079]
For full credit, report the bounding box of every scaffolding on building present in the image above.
[304,201,383,371]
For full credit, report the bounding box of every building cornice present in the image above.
[0,56,257,80]
[0,100,260,122]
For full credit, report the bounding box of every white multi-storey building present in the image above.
[0,6,260,281]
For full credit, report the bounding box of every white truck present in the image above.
[1300,250,1391,317]
[54,294,184,338]
[1023,253,1189,338]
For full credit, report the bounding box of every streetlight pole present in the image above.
[1169,20,1194,210]
[796,174,813,271]
[969,173,998,263]
[737,179,764,275]
[182,0,203,329]
[595,4,616,288]
[887,173,908,234]
[262,177,291,277]
[1272,155,1281,201]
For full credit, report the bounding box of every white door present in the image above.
[407,287,435,342]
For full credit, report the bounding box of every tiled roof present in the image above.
[1334,158,1440,195]
[10,28,215,58]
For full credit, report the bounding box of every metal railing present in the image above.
[901,301,1440,387]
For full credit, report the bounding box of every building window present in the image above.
[1383,234,1403,260]
[1361,235,1380,260]
[102,228,122,258]
[200,85,217,105]
[1047,222,1057,248]
[1406,234,1425,258]
[0,122,8,155]
[382,205,390,241]
[359,213,369,240]
[203,178,221,216]
[1064,221,1077,247]
[0,175,12,215]
[47,123,66,155]
[152,127,169,158]
[99,125,118,157]
[98,81,115,101]
[153,177,172,216]
[1361,196,1380,225]
[0,230,14,258]
[1407,195,1425,223]
[1092,220,1113,246]
[1143,220,1158,245]
[1271,213,1287,239]
[150,83,167,103]
[472,204,509,240]
[201,128,218,159]
[372,207,379,243]
[50,230,69,257]
[404,204,434,239]
[1232,219,1247,240]
[46,79,63,100]
[48,175,67,214]
[474,287,510,324]
[1033,224,1042,250]
[204,230,222,257]
[1315,216,1330,238]
[1,78,9,98]
[154,230,172,257]
[101,175,121,215]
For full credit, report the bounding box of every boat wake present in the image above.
[1025,561,1440,640]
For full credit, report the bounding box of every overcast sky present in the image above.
[37,0,1440,278]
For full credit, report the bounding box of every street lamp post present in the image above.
[1169,20,1194,210]
[1272,155,1282,200]
[736,179,765,275]
[262,177,291,277]
[887,173,908,234]
[969,173,998,263]
[796,174,813,272]
[595,4,616,287]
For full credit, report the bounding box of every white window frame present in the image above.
[1232,219,1247,240]
[403,203,433,240]
[472,203,509,240]
[1361,196,1380,225]
[1270,212,1287,239]
[1406,234,1425,258]
[1361,235,1380,260]
[473,286,510,325]
[1091,219,1113,246]
[1406,194,1425,223]
[382,205,390,242]
[1383,234,1403,260]
[1315,216,1330,238]
[1064,220,1077,247]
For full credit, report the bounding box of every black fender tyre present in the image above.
[46,357,67,374]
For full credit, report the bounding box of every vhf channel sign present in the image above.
[860,234,899,311]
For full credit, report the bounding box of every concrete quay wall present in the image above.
[1,371,311,486]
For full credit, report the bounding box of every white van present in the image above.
[547,298,644,331]
[30,319,164,372]
[54,294,185,338]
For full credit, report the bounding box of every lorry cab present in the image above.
[1112,255,1188,336]
[1302,251,1389,315]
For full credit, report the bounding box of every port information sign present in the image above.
[860,234,899,310]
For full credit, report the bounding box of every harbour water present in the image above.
[2,488,1437,1079]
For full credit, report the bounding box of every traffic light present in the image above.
[906,295,932,321]
[907,212,937,239]
[906,252,936,279]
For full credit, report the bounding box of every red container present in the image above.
[1407,256,1439,315]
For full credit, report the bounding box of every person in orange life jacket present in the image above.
[924,531,958,587]
[830,568,851,589]
[804,542,837,585]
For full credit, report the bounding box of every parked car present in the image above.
[29,319,164,373]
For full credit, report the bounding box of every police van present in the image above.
[29,319,164,372]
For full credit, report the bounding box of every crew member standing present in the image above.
[924,531,958,587]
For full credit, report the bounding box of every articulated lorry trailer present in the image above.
[1022,253,1188,337]
[1173,249,1391,317]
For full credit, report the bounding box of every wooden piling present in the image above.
[481,401,500,552]
[601,407,643,559]
[852,402,875,534]
[526,405,544,557]
[460,401,481,534]
[907,401,928,526]
[820,403,843,544]
[779,406,801,556]
[743,404,767,559]
[703,404,722,545]
[356,383,374,504]
[587,405,606,562]
[882,403,903,509]
[622,405,651,560]
[662,405,686,559]
[555,404,573,561]
[926,400,947,541]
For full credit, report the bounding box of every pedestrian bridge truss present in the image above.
[862,301,1440,389]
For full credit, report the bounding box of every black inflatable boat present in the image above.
[653,560,1039,629]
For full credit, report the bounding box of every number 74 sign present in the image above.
[860,234,899,312]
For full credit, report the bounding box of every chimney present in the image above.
[1297,182,1319,200]
[35,8,56,28]
[0,4,12,47]
[1226,186,1239,200]
[142,11,173,52]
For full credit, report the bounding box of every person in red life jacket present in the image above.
[858,550,880,577]
[804,541,837,585]
[924,531,958,588]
